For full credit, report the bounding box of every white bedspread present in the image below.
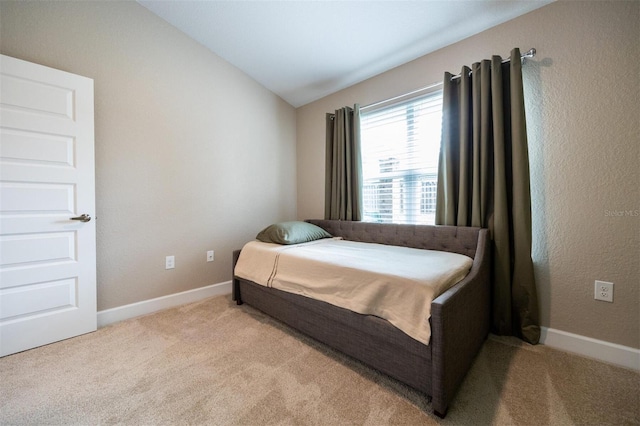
[234,238,473,345]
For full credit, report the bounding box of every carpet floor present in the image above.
[1,295,638,425]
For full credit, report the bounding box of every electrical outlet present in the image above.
[207,250,214,262]
[594,280,613,302]
[165,255,175,270]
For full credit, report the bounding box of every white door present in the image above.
[0,55,96,357]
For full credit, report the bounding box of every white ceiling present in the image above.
[138,1,552,107]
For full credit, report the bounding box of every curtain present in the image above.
[436,48,540,344]
[325,105,363,221]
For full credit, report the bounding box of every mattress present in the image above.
[234,238,473,345]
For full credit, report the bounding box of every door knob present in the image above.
[70,214,91,222]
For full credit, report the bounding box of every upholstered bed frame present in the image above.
[232,220,491,417]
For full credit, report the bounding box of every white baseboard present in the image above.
[98,289,639,371]
[540,326,640,371]
[97,281,232,328]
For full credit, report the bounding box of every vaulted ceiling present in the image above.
[138,1,553,107]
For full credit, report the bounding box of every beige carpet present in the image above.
[1,295,638,425]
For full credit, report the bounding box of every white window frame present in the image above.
[359,84,443,225]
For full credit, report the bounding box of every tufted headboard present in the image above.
[306,220,484,259]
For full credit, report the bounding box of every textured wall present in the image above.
[296,1,639,348]
[1,1,297,311]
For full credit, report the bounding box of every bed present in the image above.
[232,219,490,417]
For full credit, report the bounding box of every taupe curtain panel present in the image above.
[325,105,363,221]
[436,48,540,344]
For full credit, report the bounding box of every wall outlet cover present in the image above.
[165,255,175,270]
[594,280,613,302]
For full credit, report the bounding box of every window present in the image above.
[360,87,443,224]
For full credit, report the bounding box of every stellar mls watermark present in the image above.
[604,209,639,217]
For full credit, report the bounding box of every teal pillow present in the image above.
[256,221,332,245]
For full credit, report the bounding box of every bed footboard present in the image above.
[430,228,491,416]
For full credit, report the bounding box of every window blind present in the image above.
[360,89,443,225]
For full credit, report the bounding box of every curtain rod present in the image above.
[450,48,536,81]
[360,48,536,112]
